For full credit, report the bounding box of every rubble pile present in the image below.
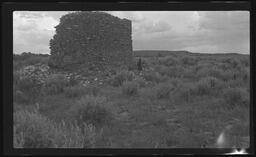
[49,11,133,73]
[14,63,113,87]
[16,64,51,85]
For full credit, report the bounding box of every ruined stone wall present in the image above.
[49,11,133,72]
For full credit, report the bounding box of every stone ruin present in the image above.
[48,11,133,74]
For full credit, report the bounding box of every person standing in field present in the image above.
[137,58,143,71]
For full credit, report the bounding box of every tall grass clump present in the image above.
[56,121,97,148]
[43,74,69,94]
[14,109,59,148]
[122,81,139,96]
[222,87,249,108]
[191,76,224,96]
[14,109,98,148]
[107,70,134,87]
[14,76,42,104]
[69,96,112,127]
[192,77,213,96]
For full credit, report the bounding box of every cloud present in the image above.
[193,11,250,53]
[13,11,58,54]
[44,11,69,21]
[140,20,172,33]
[198,11,249,30]
[107,11,146,23]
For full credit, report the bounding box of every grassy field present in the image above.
[13,51,250,148]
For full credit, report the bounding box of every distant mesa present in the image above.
[133,50,191,57]
[133,50,248,57]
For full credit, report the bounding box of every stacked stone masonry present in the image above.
[49,11,133,71]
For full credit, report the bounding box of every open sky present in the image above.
[13,11,249,54]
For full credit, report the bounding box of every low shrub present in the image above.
[122,81,139,96]
[159,75,170,82]
[134,77,147,87]
[69,96,112,127]
[85,84,101,96]
[169,78,182,88]
[143,71,162,83]
[223,87,249,108]
[13,90,30,104]
[155,83,174,99]
[240,57,249,67]
[25,56,49,65]
[67,75,80,86]
[230,58,241,69]
[43,74,69,94]
[222,57,242,69]
[107,70,134,87]
[191,76,224,96]
[159,56,178,66]
[181,56,198,66]
[197,66,229,81]
[174,82,194,102]
[231,67,250,82]
[14,109,97,148]
[218,63,231,71]
[64,85,86,98]
[13,71,21,86]
[183,68,198,80]
[156,65,169,76]
[242,68,250,81]
[14,76,42,103]
[166,66,185,78]
[204,76,224,88]
[128,59,139,71]
[13,54,49,70]
[64,84,100,98]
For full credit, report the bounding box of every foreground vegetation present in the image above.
[13,52,250,148]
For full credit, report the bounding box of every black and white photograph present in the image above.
[13,10,250,149]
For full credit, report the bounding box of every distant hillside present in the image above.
[133,50,249,57]
[133,50,190,57]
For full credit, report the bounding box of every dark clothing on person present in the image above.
[137,58,142,71]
